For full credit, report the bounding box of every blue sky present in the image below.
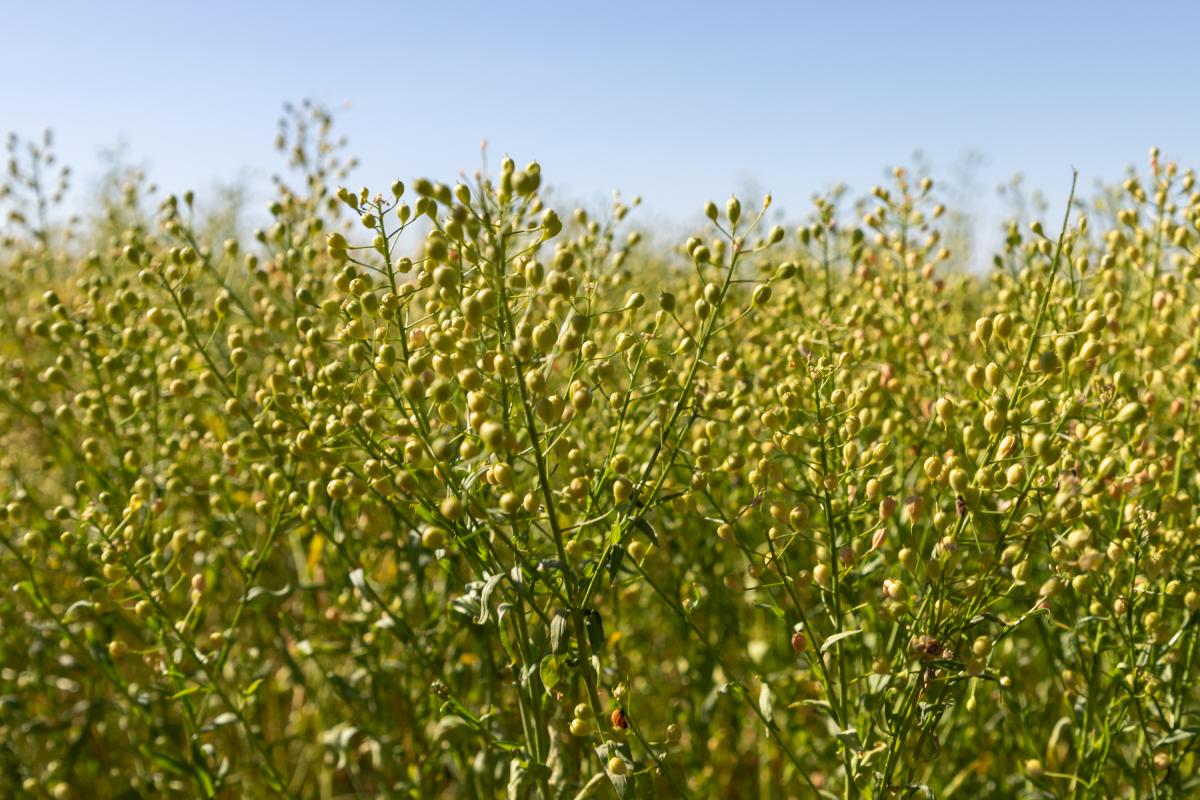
[4,1,1199,247]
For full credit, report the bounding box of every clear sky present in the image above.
[4,0,1199,248]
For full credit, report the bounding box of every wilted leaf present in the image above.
[758,681,775,725]
[476,572,505,625]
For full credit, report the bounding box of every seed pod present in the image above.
[726,196,741,225]
[935,397,955,423]
[1005,463,1027,487]
[479,420,507,452]
[882,578,907,602]
[923,455,944,480]
[993,313,1013,338]
[1116,401,1145,424]
[975,316,993,343]
[904,495,924,523]
[1039,576,1063,597]
[788,505,809,530]
[879,496,898,520]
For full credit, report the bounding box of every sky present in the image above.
[4,0,1199,255]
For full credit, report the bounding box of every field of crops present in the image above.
[3,105,1200,799]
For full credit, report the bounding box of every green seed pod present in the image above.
[1039,576,1064,597]
[985,362,1002,387]
[1005,463,1027,487]
[993,313,1013,338]
[1079,339,1102,361]
[533,321,558,353]
[1116,401,1146,424]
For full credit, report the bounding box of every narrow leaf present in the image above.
[820,628,863,653]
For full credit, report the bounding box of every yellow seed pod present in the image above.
[985,362,1002,388]
[975,316,993,343]
[922,456,944,481]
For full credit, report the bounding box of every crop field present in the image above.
[2,105,1200,799]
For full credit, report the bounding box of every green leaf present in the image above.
[585,609,606,653]
[490,739,525,753]
[539,655,561,692]
[451,593,482,621]
[821,628,863,653]
[754,601,786,620]
[195,764,217,798]
[606,546,626,583]
[439,697,482,727]
[475,572,505,625]
[139,746,191,778]
[834,726,863,750]
[1155,727,1200,747]
[594,742,635,799]
[550,612,570,655]
[631,516,659,545]
[63,599,94,621]
[718,681,746,700]
[246,583,291,602]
